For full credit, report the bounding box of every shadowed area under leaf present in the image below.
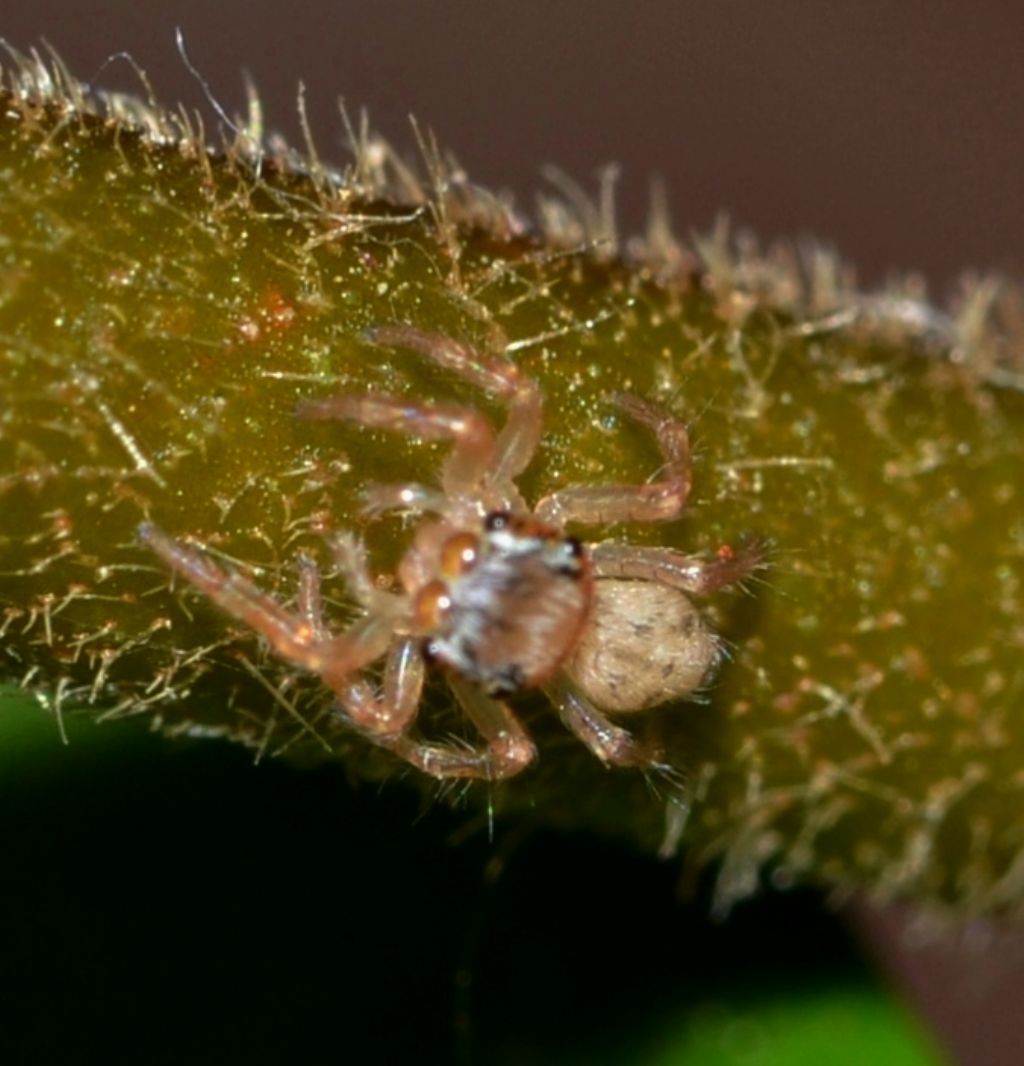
[0,692,943,1065]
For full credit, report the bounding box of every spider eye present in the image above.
[566,536,583,557]
[440,532,480,577]
[414,580,452,631]
[484,510,511,532]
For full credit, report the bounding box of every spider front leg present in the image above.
[139,523,397,690]
[142,523,441,747]
[336,661,536,780]
[378,676,537,780]
[535,393,692,526]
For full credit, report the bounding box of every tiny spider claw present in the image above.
[141,327,765,782]
[644,764,690,810]
[624,736,670,771]
[751,533,775,562]
[644,759,686,789]
[728,534,774,581]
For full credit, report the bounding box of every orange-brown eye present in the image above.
[440,532,480,577]
[413,580,452,631]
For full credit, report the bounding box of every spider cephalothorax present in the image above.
[141,325,763,780]
[415,512,592,698]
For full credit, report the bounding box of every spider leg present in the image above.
[360,482,447,520]
[544,676,666,769]
[298,392,495,500]
[363,324,544,497]
[489,382,543,489]
[535,393,691,526]
[591,538,768,595]
[139,523,396,686]
[338,666,536,780]
[446,675,537,778]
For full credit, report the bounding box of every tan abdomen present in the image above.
[567,580,719,713]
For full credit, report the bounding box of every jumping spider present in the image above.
[140,326,763,780]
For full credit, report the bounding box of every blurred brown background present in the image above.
[4,4,1023,1063]
[5,1,1022,293]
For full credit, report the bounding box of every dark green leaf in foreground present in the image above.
[0,51,1022,918]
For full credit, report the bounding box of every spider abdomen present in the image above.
[567,579,719,713]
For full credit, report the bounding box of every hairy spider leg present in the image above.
[363,325,543,501]
[542,676,663,769]
[142,524,441,746]
[535,393,692,526]
[305,583,535,776]
[298,393,496,501]
[373,675,537,780]
[313,596,535,778]
[139,523,397,692]
[448,676,538,776]
[590,537,768,595]
[360,482,448,519]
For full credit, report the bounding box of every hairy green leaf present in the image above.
[1,50,1022,918]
